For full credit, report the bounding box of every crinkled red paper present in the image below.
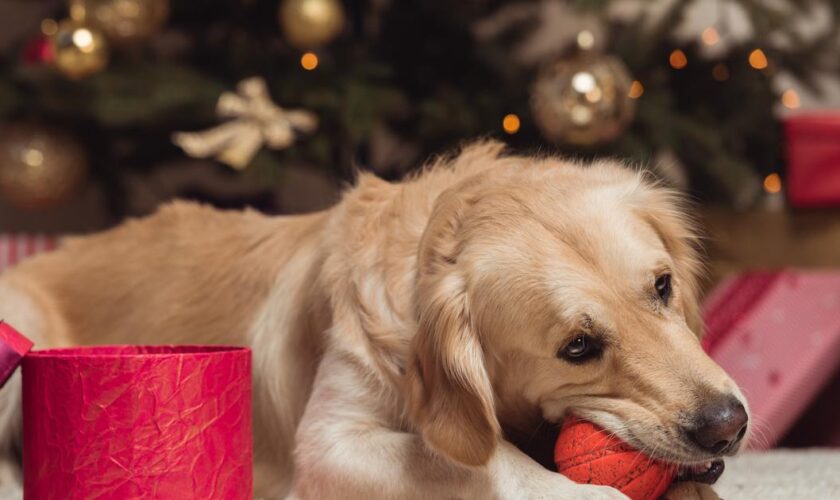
[22,345,252,499]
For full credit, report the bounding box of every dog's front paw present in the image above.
[663,481,720,500]
[520,470,629,500]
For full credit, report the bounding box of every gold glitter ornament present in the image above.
[531,52,636,146]
[50,19,109,79]
[70,0,169,44]
[0,124,88,210]
[279,0,345,48]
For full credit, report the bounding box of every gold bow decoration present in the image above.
[172,77,318,170]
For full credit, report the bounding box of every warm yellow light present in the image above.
[21,147,44,168]
[628,80,644,99]
[301,0,330,22]
[577,30,595,50]
[712,63,730,81]
[570,105,592,125]
[669,49,688,69]
[749,49,768,70]
[763,173,782,194]
[701,27,720,45]
[300,52,319,70]
[72,28,95,52]
[782,89,800,109]
[571,72,596,93]
[585,87,602,103]
[40,19,58,36]
[69,4,86,21]
[502,113,521,134]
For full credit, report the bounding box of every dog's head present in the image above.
[405,154,749,471]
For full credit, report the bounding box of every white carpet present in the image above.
[714,449,840,499]
[0,449,837,499]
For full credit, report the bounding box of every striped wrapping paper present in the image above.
[0,235,58,271]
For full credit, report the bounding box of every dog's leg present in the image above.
[289,352,627,500]
[0,281,51,495]
[0,370,21,490]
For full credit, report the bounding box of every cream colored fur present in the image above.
[0,141,746,499]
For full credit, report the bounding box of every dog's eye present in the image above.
[558,334,601,363]
[655,273,672,303]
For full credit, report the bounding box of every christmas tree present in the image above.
[0,0,837,218]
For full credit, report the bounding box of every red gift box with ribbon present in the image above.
[785,113,840,207]
[0,323,253,499]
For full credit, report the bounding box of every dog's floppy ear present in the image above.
[405,189,500,467]
[638,185,705,336]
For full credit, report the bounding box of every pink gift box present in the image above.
[21,345,253,499]
[703,270,840,449]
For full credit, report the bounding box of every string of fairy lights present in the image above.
[496,34,797,135]
[481,23,794,196]
[281,6,796,198]
[668,27,792,196]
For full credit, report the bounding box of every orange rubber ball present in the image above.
[554,417,677,500]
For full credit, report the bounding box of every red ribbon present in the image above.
[0,321,33,388]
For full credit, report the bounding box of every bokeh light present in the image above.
[782,89,800,109]
[300,52,319,70]
[749,49,768,70]
[502,113,521,134]
[669,49,688,69]
[763,173,782,194]
[628,80,644,99]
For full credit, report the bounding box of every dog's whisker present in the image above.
[740,413,773,448]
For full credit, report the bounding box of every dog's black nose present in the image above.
[689,396,748,454]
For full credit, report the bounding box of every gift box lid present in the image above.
[0,321,33,388]
[784,112,840,207]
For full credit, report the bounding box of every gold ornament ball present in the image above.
[70,0,169,44]
[531,53,636,146]
[0,124,88,210]
[50,19,109,79]
[279,0,345,48]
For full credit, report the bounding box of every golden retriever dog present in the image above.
[0,141,748,499]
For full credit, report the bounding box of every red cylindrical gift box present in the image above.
[22,345,252,499]
[784,112,840,208]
